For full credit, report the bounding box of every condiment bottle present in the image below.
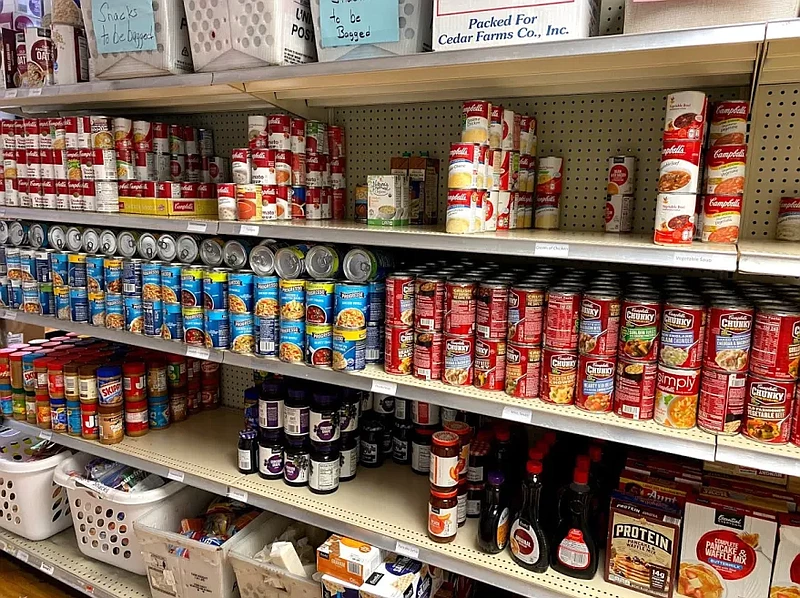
[477,471,510,554]
[551,467,597,579]
[509,460,549,573]
[428,487,458,544]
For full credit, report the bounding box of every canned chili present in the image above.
[540,347,578,405]
[385,273,415,328]
[505,343,541,399]
[660,299,706,369]
[742,374,796,444]
[578,292,620,356]
[750,303,800,380]
[415,276,445,332]
[698,368,746,435]
[413,330,443,381]
[473,338,506,391]
[443,334,474,386]
[704,300,754,373]
[507,283,545,345]
[444,278,476,337]
[476,281,508,340]
[576,355,615,412]
[619,295,661,362]
[614,358,657,420]
[654,365,701,429]
[544,286,581,351]
[385,325,414,375]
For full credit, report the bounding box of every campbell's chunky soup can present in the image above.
[507,283,545,345]
[749,303,800,381]
[540,347,577,405]
[578,291,620,357]
[385,325,413,375]
[415,276,445,333]
[442,334,474,387]
[742,374,796,444]
[473,337,506,391]
[576,354,615,412]
[660,299,706,369]
[654,364,701,429]
[544,286,581,350]
[505,343,541,399]
[413,330,443,381]
[698,368,746,435]
[476,281,508,341]
[704,300,754,373]
[614,358,657,420]
[444,278,476,337]
[618,295,661,362]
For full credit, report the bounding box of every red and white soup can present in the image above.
[505,343,541,399]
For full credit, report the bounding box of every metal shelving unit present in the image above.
[1,208,219,235]
[0,528,150,598]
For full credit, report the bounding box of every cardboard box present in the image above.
[316,535,385,587]
[360,556,442,598]
[770,514,800,598]
[0,27,17,88]
[119,196,218,217]
[618,470,694,508]
[322,574,361,598]
[367,174,409,227]
[433,0,599,52]
[703,460,788,487]
[51,24,89,85]
[390,155,440,225]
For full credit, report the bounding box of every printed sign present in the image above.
[91,0,157,54]
[320,0,399,48]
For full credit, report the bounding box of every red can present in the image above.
[157,181,181,198]
[327,125,345,159]
[618,295,661,362]
[704,300,754,373]
[153,122,168,153]
[742,374,796,444]
[790,384,800,447]
[476,281,508,340]
[698,368,746,435]
[505,343,541,399]
[575,354,615,412]
[750,304,800,381]
[710,100,749,146]
[385,273,415,327]
[413,330,443,381]
[415,276,445,333]
[24,118,38,145]
[170,154,186,181]
[444,278,476,337]
[507,283,545,345]
[289,117,306,154]
[544,287,581,351]
[180,182,199,198]
[332,189,346,220]
[291,151,306,186]
[474,338,506,391]
[614,358,657,420]
[384,325,414,375]
[268,113,291,151]
[443,334,474,387]
[186,154,201,182]
[578,291,620,356]
[660,299,706,369]
[304,187,321,220]
[540,347,578,405]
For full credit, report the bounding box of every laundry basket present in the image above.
[0,427,73,541]
[54,453,185,575]
[230,515,323,598]
[135,491,270,598]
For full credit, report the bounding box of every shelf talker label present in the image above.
[394,541,419,559]
[239,224,259,236]
[227,487,248,503]
[187,221,208,233]
[39,430,53,441]
[167,469,185,483]
[534,242,569,258]
[16,549,28,563]
[502,405,532,424]
[673,252,715,267]
[40,562,54,575]
[3,309,16,321]
[186,346,210,360]
[370,380,398,395]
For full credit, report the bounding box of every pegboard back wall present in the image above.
[221,364,253,409]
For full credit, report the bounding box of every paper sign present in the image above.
[167,469,185,482]
[227,487,248,502]
[534,242,569,258]
[502,406,532,424]
[239,224,260,236]
[3,309,16,321]
[39,430,53,441]
[370,380,397,396]
[91,0,157,54]
[394,541,419,559]
[40,563,54,575]
[185,346,210,360]
[673,252,715,267]
[16,550,28,563]
[5,90,17,99]
[28,88,42,97]
[187,221,207,233]
[320,0,400,48]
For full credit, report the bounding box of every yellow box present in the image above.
[119,196,218,217]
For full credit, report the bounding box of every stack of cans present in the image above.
[122,257,143,333]
[332,282,368,372]
[278,278,306,363]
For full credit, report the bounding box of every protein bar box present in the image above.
[433,0,599,52]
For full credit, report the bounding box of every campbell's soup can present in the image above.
[654,364,701,429]
[474,337,505,391]
[231,148,251,184]
[385,325,413,375]
[704,300,754,373]
[790,384,800,447]
[750,303,800,381]
[168,124,185,154]
[544,286,581,351]
[132,120,153,152]
[442,334,474,387]
[619,295,661,362]
[742,374,796,444]
[709,100,748,146]
[576,354,615,412]
[578,291,620,357]
[476,281,508,340]
[252,149,276,186]
[152,122,169,154]
[614,358,657,420]
[698,368,746,435]
[290,117,306,154]
[413,330,443,381]
[660,299,706,369]
[505,343,541,399]
[444,277,476,336]
[461,100,491,145]
[386,273,415,328]
[305,120,327,154]
[540,347,577,405]
[507,283,545,345]
[268,113,291,150]
[327,125,345,159]
[414,276,445,333]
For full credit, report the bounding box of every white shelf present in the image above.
[1,207,219,235]
[760,19,800,85]
[1,411,653,598]
[715,434,800,477]
[737,239,800,277]
[0,528,149,598]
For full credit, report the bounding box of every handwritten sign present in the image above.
[320,0,399,48]
[92,0,157,54]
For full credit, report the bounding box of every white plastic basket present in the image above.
[309,0,432,62]
[134,490,270,598]
[183,0,317,72]
[0,428,73,541]
[54,453,185,575]
[230,516,322,598]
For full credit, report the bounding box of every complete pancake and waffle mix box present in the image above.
[433,0,599,51]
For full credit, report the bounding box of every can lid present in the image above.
[166,354,185,364]
[23,352,45,364]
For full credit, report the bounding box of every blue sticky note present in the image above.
[91,0,157,54]
[320,0,400,48]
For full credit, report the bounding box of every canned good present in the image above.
[141,261,162,303]
[236,184,262,221]
[54,285,70,319]
[124,295,143,334]
[69,286,88,322]
[161,302,183,340]
[544,287,581,351]
[332,327,366,371]
[254,275,279,319]
[21,281,41,314]
[159,263,181,304]
[415,276,445,333]
[475,282,509,342]
[203,268,228,310]
[306,281,334,324]
[105,293,123,329]
[279,321,305,363]
[704,301,753,373]
[504,343,541,399]
[274,245,308,279]
[385,325,414,375]
[443,334,474,386]
[654,193,696,245]
[228,270,254,314]
[334,283,368,329]
[204,309,230,349]
[182,306,204,345]
[103,258,123,294]
[443,278,475,337]
[366,322,384,364]
[540,347,577,405]
[507,284,544,345]
[386,273,415,327]
[578,292,620,357]
[50,252,68,286]
[342,247,393,283]
[474,338,506,391]
[619,296,661,361]
[660,300,706,369]
[306,324,333,367]
[367,281,385,324]
[698,368,746,435]
[256,314,278,357]
[654,365,701,429]
[143,298,163,337]
[89,292,105,326]
[67,253,87,287]
[181,267,204,307]
[122,258,143,296]
[607,156,636,196]
[750,304,800,380]
[278,279,306,321]
[742,374,796,444]
[613,358,657,420]
[575,355,615,412]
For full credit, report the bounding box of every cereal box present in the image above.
[359,556,442,598]
[770,514,800,598]
[316,535,385,587]
[367,174,409,227]
[605,494,681,598]
[677,495,777,598]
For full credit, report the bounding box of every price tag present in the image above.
[40,563,54,575]
[370,380,397,395]
[534,243,569,258]
[673,252,715,267]
[167,469,185,482]
[239,224,259,236]
[227,487,248,502]
[502,406,532,424]
[394,541,419,559]
[3,309,16,321]
[5,90,17,99]
[16,550,28,563]
[186,221,208,233]
[28,88,42,97]
[185,346,210,360]
[39,430,53,441]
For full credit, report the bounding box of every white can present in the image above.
[776,197,800,241]
[534,193,560,230]
[96,181,119,213]
[247,116,268,146]
[607,156,636,196]
[155,154,171,180]
[654,193,696,246]
[231,149,251,185]
[501,109,516,151]
[461,100,491,145]
[92,149,117,181]
[4,180,17,206]
[446,189,475,235]
[605,195,634,233]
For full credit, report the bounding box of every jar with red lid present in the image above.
[428,488,458,543]
[0,347,17,384]
[33,357,55,394]
[47,360,66,398]
[81,401,99,440]
[124,400,149,437]
[443,420,472,478]
[123,361,147,401]
[430,430,460,491]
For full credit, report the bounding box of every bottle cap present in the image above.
[576,455,591,471]
[527,460,543,475]
[488,471,505,486]
[528,447,544,462]
[573,467,589,485]
[589,445,603,462]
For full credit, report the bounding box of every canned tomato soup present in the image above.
[505,343,541,399]
[413,330,442,381]
[704,300,754,373]
[443,334,474,387]
[750,303,800,381]
[474,338,506,391]
[660,299,706,369]
[654,364,701,429]
[698,368,746,435]
[540,347,577,405]
[576,355,615,412]
[614,358,657,420]
[507,283,544,345]
[742,374,796,444]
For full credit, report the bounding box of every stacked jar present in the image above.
[79,364,99,440]
[46,358,67,433]
[96,365,124,445]
[34,355,55,430]
[165,355,188,422]
[332,282,368,372]
[147,360,170,430]
[505,281,544,399]
[123,361,148,437]
[0,347,15,418]
[8,349,28,421]
[428,429,461,544]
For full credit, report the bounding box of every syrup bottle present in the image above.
[550,467,597,579]
[509,460,549,573]
[477,471,510,554]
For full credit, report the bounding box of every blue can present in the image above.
[366,322,384,364]
[67,253,87,288]
[50,252,68,286]
[34,249,52,283]
[0,392,10,418]
[144,299,163,337]
[306,324,333,367]
[203,268,228,310]
[228,270,254,314]
[332,327,367,371]
[103,258,123,294]
[279,320,305,363]
[306,281,334,324]
[182,307,204,345]
[69,286,88,322]
[278,279,306,321]
[204,309,230,349]
[88,291,105,326]
[54,285,69,319]
[122,258,143,297]
[0,277,9,307]
[141,261,162,301]
[254,275,279,318]
[105,293,124,329]
[160,263,182,304]
[19,249,35,283]
[149,397,171,430]
[181,267,204,307]
[290,186,306,215]
[124,295,143,334]
[162,303,183,341]
[334,283,369,329]
[86,255,104,293]
[66,400,81,436]
[39,283,54,316]
[256,316,278,357]
[368,281,385,323]
[9,281,21,310]
[230,312,254,354]
[21,282,41,314]
[5,248,20,282]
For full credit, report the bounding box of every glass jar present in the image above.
[259,390,284,430]
[430,431,459,492]
[340,432,358,482]
[283,434,310,487]
[309,441,340,495]
[457,478,468,527]
[392,420,414,465]
[258,429,284,480]
[359,418,384,468]
[339,391,359,434]
[411,426,435,476]
[284,386,309,436]
[238,429,258,474]
[394,397,409,422]
[428,488,458,543]
[444,420,472,478]
[467,482,484,518]
[310,390,340,443]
